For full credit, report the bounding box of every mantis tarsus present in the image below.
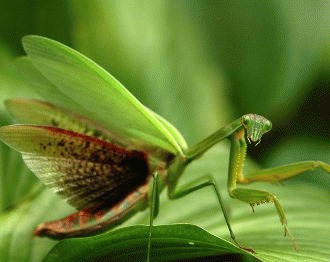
[0,101,329,258]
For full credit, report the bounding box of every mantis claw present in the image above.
[242,247,257,254]
[231,236,256,254]
[284,225,299,251]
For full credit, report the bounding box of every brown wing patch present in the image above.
[0,125,150,209]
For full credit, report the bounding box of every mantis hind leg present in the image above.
[147,172,160,262]
[34,184,149,239]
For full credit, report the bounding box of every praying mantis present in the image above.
[0,36,329,260]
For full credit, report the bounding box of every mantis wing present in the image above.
[21,36,187,156]
[6,98,133,149]
[0,125,149,210]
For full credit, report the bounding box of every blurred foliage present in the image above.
[0,1,329,261]
[1,0,329,143]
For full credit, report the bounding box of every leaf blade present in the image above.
[43,224,246,262]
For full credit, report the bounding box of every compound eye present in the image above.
[241,115,252,128]
[263,120,272,133]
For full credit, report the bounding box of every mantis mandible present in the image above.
[1,100,329,258]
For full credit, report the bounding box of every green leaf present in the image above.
[44,224,244,262]
[21,35,187,155]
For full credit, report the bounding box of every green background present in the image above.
[0,1,329,261]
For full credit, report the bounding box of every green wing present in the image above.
[5,98,131,148]
[21,35,187,155]
[5,98,176,161]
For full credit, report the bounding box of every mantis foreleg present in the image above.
[179,114,329,251]
[239,161,330,184]
[162,114,329,253]
[225,118,330,251]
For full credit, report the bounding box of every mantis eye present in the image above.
[241,115,252,128]
[262,120,272,133]
[241,114,272,144]
[242,114,255,129]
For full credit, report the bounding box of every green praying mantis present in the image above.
[0,36,329,260]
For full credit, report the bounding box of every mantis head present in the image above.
[241,114,272,145]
